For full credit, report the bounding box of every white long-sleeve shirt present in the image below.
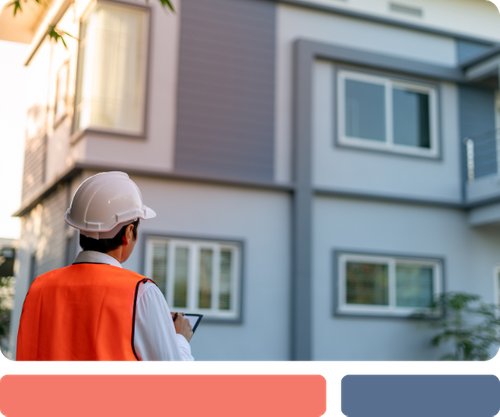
[74,251,194,361]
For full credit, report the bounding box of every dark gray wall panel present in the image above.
[457,39,493,64]
[175,0,276,181]
[459,85,496,179]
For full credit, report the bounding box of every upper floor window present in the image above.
[74,1,148,135]
[145,236,242,321]
[336,252,442,317]
[337,70,438,157]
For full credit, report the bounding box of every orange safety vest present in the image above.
[16,263,153,361]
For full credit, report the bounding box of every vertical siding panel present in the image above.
[22,132,47,204]
[175,0,276,181]
[459,85,496,179]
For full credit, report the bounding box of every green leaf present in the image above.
[9,0,22,16]
[419,291,500,360]
[48,25,68,49]
[157,0,175,12]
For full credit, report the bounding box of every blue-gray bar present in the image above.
[342,375,500,417]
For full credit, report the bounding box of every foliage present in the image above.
[146,0,174,12]
[47,25,78,49]
[415,292,500,361]
[0,275,15,355]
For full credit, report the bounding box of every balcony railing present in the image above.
[465,128,500,182]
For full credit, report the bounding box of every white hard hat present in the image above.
[64,171,156,240]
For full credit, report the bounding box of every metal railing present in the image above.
[465,128,500,182]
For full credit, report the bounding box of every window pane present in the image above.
[198,249,213,309]
[151,243,168,295]
[345,79,386,142]
[173,247,189,308]
[346,262,389,305]
[393,88,430,148]
[396,264,433,307]
[219,250,232,310]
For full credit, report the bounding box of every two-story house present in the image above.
[2,0,500,360]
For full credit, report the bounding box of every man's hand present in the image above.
[173,313,193,343]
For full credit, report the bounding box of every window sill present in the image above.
[195,316,243,324]
[336,138,441,160]
[335,306,442,319]
[70,128,146,146]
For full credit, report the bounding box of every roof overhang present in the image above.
[461,45,500,87]
[0,0,51,44]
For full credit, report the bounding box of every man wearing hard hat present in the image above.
[16,172,194,360]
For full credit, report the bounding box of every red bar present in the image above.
[0,375,326,417]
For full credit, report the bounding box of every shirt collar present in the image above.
[73,251,122,268]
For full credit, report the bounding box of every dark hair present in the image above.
[79,219,140,253]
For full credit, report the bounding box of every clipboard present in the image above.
[172,313,203,334]
[184,313,203,333]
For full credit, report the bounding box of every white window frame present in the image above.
[145,237,241,320]
[337,69,439,157]
[337,253,442,317]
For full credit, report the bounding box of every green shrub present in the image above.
[415,292,500,361]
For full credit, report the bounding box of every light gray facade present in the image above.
[4,0,500,360]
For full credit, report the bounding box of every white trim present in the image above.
[212,247,220,310]
[188,243,198,310]
[388,259,396,309]
[145,237,168,293]
[337,69,439,157]
[166,242,175,307]
[337,252,442,317]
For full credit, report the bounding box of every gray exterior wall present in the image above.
[312,59,462,203]
[275,3,459,185]
[9,183,69,356]
[122,175,292,360]
[175,0,276,182]
[312,196,500,360]
[9,0,500,362]
[279,4,500,361]
[36,185,69,275]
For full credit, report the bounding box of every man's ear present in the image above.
[122,224,135,245]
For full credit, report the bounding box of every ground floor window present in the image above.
[145,236,241,320]
[336,252,442,317]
